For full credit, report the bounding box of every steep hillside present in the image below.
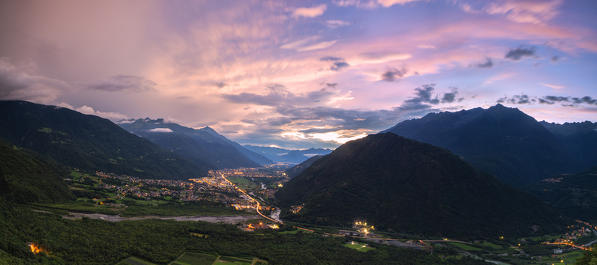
[0,141,73,202]
[120,118,271,169]
[540,121,597,170]
[529,168,597,222]
[285,155,323,178]
[0,100,205,178]
[277,133,562,238]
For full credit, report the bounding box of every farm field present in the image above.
[344,241,375,253]
[169,252,218,265]
[116,256,157,265]
[167,252,264,265]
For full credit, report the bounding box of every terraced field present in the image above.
[165,252,267,265]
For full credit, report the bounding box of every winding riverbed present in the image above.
[63,212,258,224]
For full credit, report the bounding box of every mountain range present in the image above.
[243,145,332,164]
[386,104,597,186]
[0,100,206,178]
[276,133,562,238]
[120,118,271,169]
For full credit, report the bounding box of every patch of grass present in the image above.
[120,201,242,217]
[478,241,503,250]
[447,242,483,251]
[37,127,53,133]
[534,250,586,265]
[213,256,253,265]
[344,241,375,252]
[169,252,217,265]
[226,176,258,190]
[35,200,119,215]
[278,229,299,235]
[117,256,157,265]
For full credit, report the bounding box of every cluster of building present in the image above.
[91,168,289,233]
[93,171,248,205]
[289,204,304,214]
[543,220,597,252]
[213,168,287,179]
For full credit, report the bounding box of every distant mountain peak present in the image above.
[200,126,218,133]
[119,118,271,168]
[386,105,597,186]
[490,103,507,109]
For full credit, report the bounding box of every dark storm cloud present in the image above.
[274,105,399,130]
[320,56,349,71]
[330,61,349,71]
[320,56,344,61]
[88,75,156,92]
[0,68,27,97]
[572,96,597,105]
[543,96,569,102]
[400,84,460,110]
[505,46,536,60]
[496,94,534,104]
[477,58,493,68]
[441,88,459,103]
[221,84,337,106]
[400,84,437,109]
[381,67,407,81]
[498,95,597,106]
[539,95,597,105]
[224,85,462,142]
[0,59,65,102]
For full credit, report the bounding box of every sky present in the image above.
[1,0,596,149]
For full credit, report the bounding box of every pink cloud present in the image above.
[292,4,327,18]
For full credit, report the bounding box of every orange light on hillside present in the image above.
[29,243,43,254]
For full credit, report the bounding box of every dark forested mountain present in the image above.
[243,145,332,164]
[0,100,205,178]
[120,118,271,169]
[277,133,562,238]
[285,155,323,178]
[0,140,73,202]
[386,104,597,186]
[529,168,597,222]
[540,121,597,170]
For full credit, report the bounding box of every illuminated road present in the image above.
[543,241,592,251]
[218,173,282,224]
